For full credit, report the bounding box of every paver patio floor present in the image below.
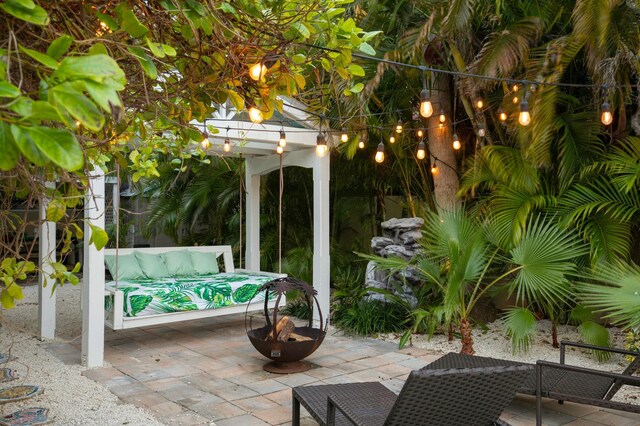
[46,314,640,425]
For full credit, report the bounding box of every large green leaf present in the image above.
[0,122,19,170]
[53,54,126,85]
[18,45,58,69]
[50,83,104,131]
[127,46,158,80]
[82,80,123,112]
[46,35,73,60]
[89,223,109,251]
[116,4,149,38]
[26,126,84,171]
[0,0,49,25]
[0,81,21,98]
[10,124,49,166]
[128,295,152,316]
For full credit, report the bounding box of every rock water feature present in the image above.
[366,217,424,306]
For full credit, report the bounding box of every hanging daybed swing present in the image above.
[103,159,286,330]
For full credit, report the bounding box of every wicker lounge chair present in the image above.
[291,364,533,426]
[423,341,640,425]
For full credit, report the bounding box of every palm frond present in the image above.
[578,261,640,330]
[509,215,587,307]
[502,307,537,353]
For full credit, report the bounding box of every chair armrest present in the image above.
[537,360,640,385]
[560,341,639,364]
[327,394,365,426]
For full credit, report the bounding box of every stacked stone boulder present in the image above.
[366,217,424,306]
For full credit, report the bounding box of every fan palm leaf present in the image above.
[578,261,640,330]
[508,215,587,308]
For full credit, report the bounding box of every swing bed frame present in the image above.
[104,245,285,330]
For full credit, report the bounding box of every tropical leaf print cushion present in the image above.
[105,273,274,317]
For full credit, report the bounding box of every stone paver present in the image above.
[49,313,640,426]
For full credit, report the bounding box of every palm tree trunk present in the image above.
[460,317,475,355]
[426,75,459,212]
[551,322,559,348]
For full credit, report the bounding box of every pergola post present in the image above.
[245,159,261,271]
[312,154,331,326]
[82,166,105,368]
[38,183,56,340]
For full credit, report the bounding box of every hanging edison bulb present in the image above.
[518,99,531,126]
[452,133,461,150]
[439,109,446,123]
[389,135,396,144]
[498,108,508,123]
[417,129,424,138]
[223,138,231,152]
[375,142,385,163]
[431,161,438,175]
[341,127,349,143]
[476,98,484,109]
[358,140,365,149]
[276,145,284,155]
[316,132,328,157]
[512,84,519,92]
[248,107,264,123]
[201,138,211,149]
[601,101,613,125]
[249,63,267,81]
[477,123,486,137]
[395,119,403,134]
[416,141,426,160]
[420,89,433,118]
[512,96,519,104]
[278,130,287,148]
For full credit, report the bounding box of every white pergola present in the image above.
[36,98,331,368]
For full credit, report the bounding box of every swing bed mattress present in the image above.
[105,272,275,318]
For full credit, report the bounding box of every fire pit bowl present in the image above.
[245,277,326,374]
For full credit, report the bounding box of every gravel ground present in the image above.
[380,319,639,404]
[0,282,163,426]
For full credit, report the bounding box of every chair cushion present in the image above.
[105,253,146,281]
[135,251,170,280]
[189,250,220,276]
[162,250,194,277]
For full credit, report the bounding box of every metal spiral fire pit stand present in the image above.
[245,277,326,374]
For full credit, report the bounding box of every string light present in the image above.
[389,135,396,144]
[223,126,231,152]
[416,141,426,160]
[395,118,403,134]
[341,127,349,143]
[316,131,328,157]
[476,98,484,109]
[420,69,433,118]
[452,133,461,150]
[358,140,365,149]
[477,123,486,137]
[201,122,210,149]
[420,89,433,118]
[601,101,613,125]
[512,96,519,104]
[249,63,267,81]
[279,130,287,148]
[439,109,446,123]
[276,145,284,155]
[512,84,519,92]
[375,141,385,163]
[417,129,424,138]
[248,107,264,123]
[431,161,438,175]
[498,107,507,123]
[518,86,531,126]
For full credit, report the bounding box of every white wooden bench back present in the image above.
[104,245,235,273]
